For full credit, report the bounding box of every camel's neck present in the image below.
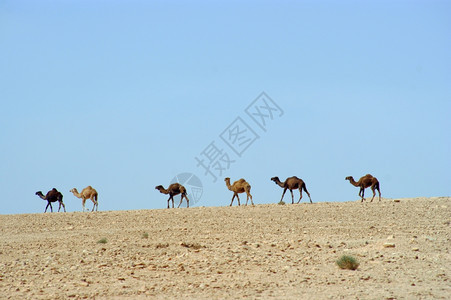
[225,180,232,191]
[347,178,360,187]
[71,190,82,198]
[158,188,169,194]
[37,193,46,200]
[274,179,284,188]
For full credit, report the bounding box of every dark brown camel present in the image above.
[155,183,190,208]
[345,174,381,202]
[271,176,312,204]
[35,188,66,212]
[224,177,254,206]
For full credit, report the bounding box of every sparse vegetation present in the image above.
[336,255,359,270]
[278,200,286,205]
[97,238,108,244]
[142,232,149,239]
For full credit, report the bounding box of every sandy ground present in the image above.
[0,197,450,299]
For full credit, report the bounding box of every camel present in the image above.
[345,174,381,202]
[271,176,312,204]
[224,177,254,206]
[35,188,66,213]
[69,186,99,211]
[155,183,190,208]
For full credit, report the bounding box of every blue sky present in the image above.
[1,0,450,214]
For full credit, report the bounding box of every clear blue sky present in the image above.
[1,0,450,214]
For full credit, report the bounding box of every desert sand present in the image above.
[1,197,450,299]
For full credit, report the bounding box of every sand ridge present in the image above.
[0,197,450,299]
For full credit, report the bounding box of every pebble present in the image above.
[383,243,396,248]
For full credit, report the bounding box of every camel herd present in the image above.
[153,174,381,209]
[35,174,381,212]
[35,186,98,213]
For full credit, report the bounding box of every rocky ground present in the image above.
[0,197,450,299]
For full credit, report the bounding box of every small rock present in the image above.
[383,243,396,248]
[394,199,401,203]
[412,247,419,251]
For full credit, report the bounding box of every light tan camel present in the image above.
[224,177,254,206]
[70,186,99,211]
[35,188,66,212]
[271,176,312,204]
[155,183,190,208]
[345,174,381,202]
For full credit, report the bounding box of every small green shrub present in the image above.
[336,255,359,270]
[97,238,108,244]
[142,232,149,239]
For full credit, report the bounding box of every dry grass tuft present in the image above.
[336,255,359,270]
[97,238,108,244]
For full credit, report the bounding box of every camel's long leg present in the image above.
[82,198,87,212]
[185,194,190,208]
[370,186,376,202]
[377,187,381,201]
[303,185,312,203]
[167,196,174,209]
[246,190,254,206]
[360,188,365,202]
[177,196,183,208]
[59,201,66,212]
[280,188,288,203]
[90,197,98,211]
[45,202,53,213]
[290,189,295,204]
[230,194,236,206]
[296,188,303,204]
[178,194,190,208]
[236,194,241,206]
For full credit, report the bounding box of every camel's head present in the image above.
[69,188,77,193]
[270,176,279,183]
[35,191,43,196]
[155,185,163,191]
[224,177,230,182]
[345,176,353,181]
